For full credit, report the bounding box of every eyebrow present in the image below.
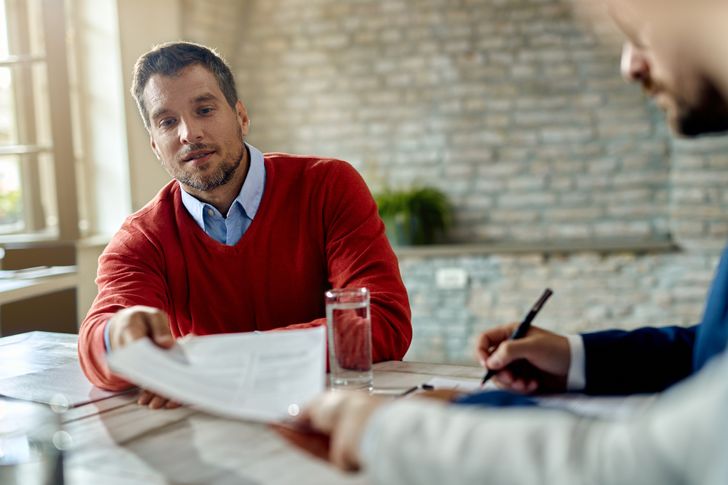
[193,93,219,104]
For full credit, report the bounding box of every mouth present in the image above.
[182,149,216,164]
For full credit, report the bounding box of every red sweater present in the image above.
[79,154,412,390]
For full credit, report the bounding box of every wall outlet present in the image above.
[435,267,469,290]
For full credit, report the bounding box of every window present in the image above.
[0,0,78,241]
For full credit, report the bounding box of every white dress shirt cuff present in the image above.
[565,334,586,391]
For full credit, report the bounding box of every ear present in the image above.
[150,135,161,160]
[236,100,250,137]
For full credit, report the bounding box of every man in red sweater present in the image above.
[78,42,412,408]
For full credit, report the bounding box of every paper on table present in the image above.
[107,326,326,422]
[537,393,656,420]
[424,376,652,419]
[424,376,493,391]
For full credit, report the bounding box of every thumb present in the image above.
[148,313,174,348]
[486,339,533,370]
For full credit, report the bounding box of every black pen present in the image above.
[400,383,435,397]
[481,288,553,386]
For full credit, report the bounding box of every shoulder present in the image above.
[109,180,179,250]
[264,152,356,176]
[127,180,178,225]
[263,153,364,191]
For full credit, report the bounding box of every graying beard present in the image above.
[179,144,243,191]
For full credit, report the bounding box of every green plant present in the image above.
[375,186,452,245]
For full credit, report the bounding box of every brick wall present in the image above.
[182,0,728,363]
[402,250,717,363]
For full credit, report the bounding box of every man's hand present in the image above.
[295,391,387,472]
[476,323,571,393]
[107,305,181,409]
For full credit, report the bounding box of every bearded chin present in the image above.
[677,111,728,137]
[177,144,244,191]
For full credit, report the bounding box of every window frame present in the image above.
[0,0,79,242]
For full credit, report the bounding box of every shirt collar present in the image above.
[180,142,266,228]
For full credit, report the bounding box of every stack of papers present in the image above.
[107,326,326,422]
[0,265,76,279]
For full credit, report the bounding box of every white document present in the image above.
[107,326,326,422]
[538,393,656,420]
[424,376,493,391]
[424,376,652,419]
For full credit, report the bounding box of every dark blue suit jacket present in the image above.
[582,246,728,395]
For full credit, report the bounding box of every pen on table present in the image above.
[401,383,435,397]
[481,288,553,386]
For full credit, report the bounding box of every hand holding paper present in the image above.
[107,326,327,422]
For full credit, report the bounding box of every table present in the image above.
[0,332,485,485]
[0,266,77,306]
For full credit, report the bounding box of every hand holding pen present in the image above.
[476,289,571,393]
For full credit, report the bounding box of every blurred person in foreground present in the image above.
[77,42,412,406]
[290,1,728,483]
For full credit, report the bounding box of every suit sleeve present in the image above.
[77,226,171,391]
[581,325,697,395]
[298,160,412,362]
[361,351,728,485]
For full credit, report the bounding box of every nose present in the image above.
[620,42,649,84]
[179,117,203,145]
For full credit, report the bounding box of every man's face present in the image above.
[144,64,249,194]
[611,0,728,136]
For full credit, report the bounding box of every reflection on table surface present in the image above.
[0,331,484,485]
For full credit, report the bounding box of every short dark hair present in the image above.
[131,41,238,130]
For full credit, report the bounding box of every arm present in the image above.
[301,350,728,485]
[78,226,172,390]
[363,352,728,485]
[582,325,697,395]
[474,323,697,396]
[324,161,411,361]
[280,161,412,362]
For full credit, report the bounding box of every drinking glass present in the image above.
[325,287,373,390]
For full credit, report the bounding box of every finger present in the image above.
[308,392,348,434]
[138,390,153,406]
[119,316,152,347]
[486,338,536,370]
[296,393,327,427]
[511,379,527,393]
[476,323,518,365]
[293,393,326,421]
[148,394,167,410]
[328,394,383,472]
[493,369,515,387]
[165,400,182,409]
[329,433,350,471]
[146,311,174,348]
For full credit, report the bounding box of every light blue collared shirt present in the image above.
[180,143,266,245]
[104,143,266,351]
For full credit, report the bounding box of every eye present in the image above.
[198,106,215,116]
[159,117,177,129]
